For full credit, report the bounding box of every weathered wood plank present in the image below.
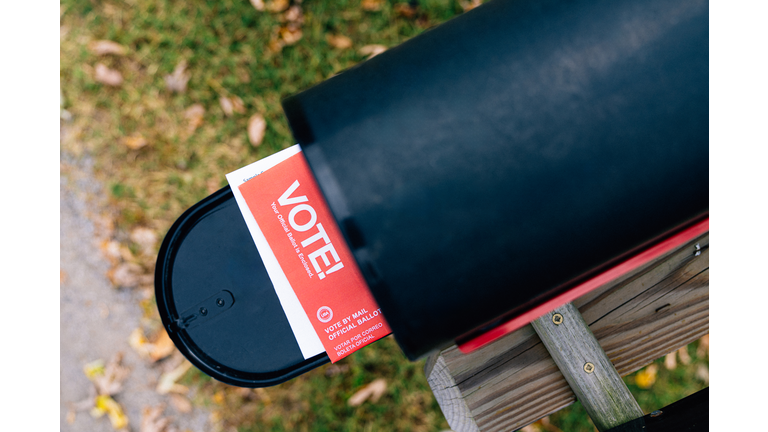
[426,234,708,432]
[426,355,480,432]
[531,303,643,431]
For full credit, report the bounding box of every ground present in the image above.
[60,146,210,432]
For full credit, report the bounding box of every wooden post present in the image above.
[531,302,643,431]
[425,233,708,432]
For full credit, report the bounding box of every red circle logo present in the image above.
[317,306,333,323]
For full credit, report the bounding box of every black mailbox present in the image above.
[156,0,708,386]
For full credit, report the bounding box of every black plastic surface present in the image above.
[283,0,709,359]
[155,186,329,387]
[606,387,708,432]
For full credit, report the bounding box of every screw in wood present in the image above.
[552,313,564,325]
[694,243,701,256]
[583,362,595,373]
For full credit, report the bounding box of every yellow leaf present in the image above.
[247,114,267,147]
[634,364,658,389]
[95,395,129,430]
[348,378,387,406]
[83,359,106,379]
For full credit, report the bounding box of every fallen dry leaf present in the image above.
[184,103,205,133]
[123,135,148,150]
[219,96,246,117]
[86,352,130,396]
[255,387,272,405]
[107,262,143,288]
[129,328,151,358]
[207,177,223,194]
[348,378,387,406]
[169,394,192,413]
[394,3,418,18]
[95,63,123,87]
[361,0,384,11]
[634,364,658,389]
[327,34,353,50]
[84,359,106,380]
[149,329,176,362]
[89,40,127,56]
[697,335,709,357]
[165,61,190,93]
[664,352,676,370]
[266,0,290,13]
[280,26,303,45]
[67,409,76,424]
[358,44,387,59]
[247,113,267,147]
[249,0,265,11]
[61,269,68,285]
[141,404,170,432]
[284,5,303,23]
[131,227,158,255]
[537,416,564,432]
[157,360,192,394]
[677,346,692,365]
[234,387,254,398]
[91,395,129,430]
[325,364,350,377]
[130,327,176,362]
[696,364,709,384]
[101,240,122,264]
[219,97,234,116]
[460,0,483,12]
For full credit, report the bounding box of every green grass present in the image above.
[60,0,464,234]
[60,1,708,431]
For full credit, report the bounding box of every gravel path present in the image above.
[60,151,210,432]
